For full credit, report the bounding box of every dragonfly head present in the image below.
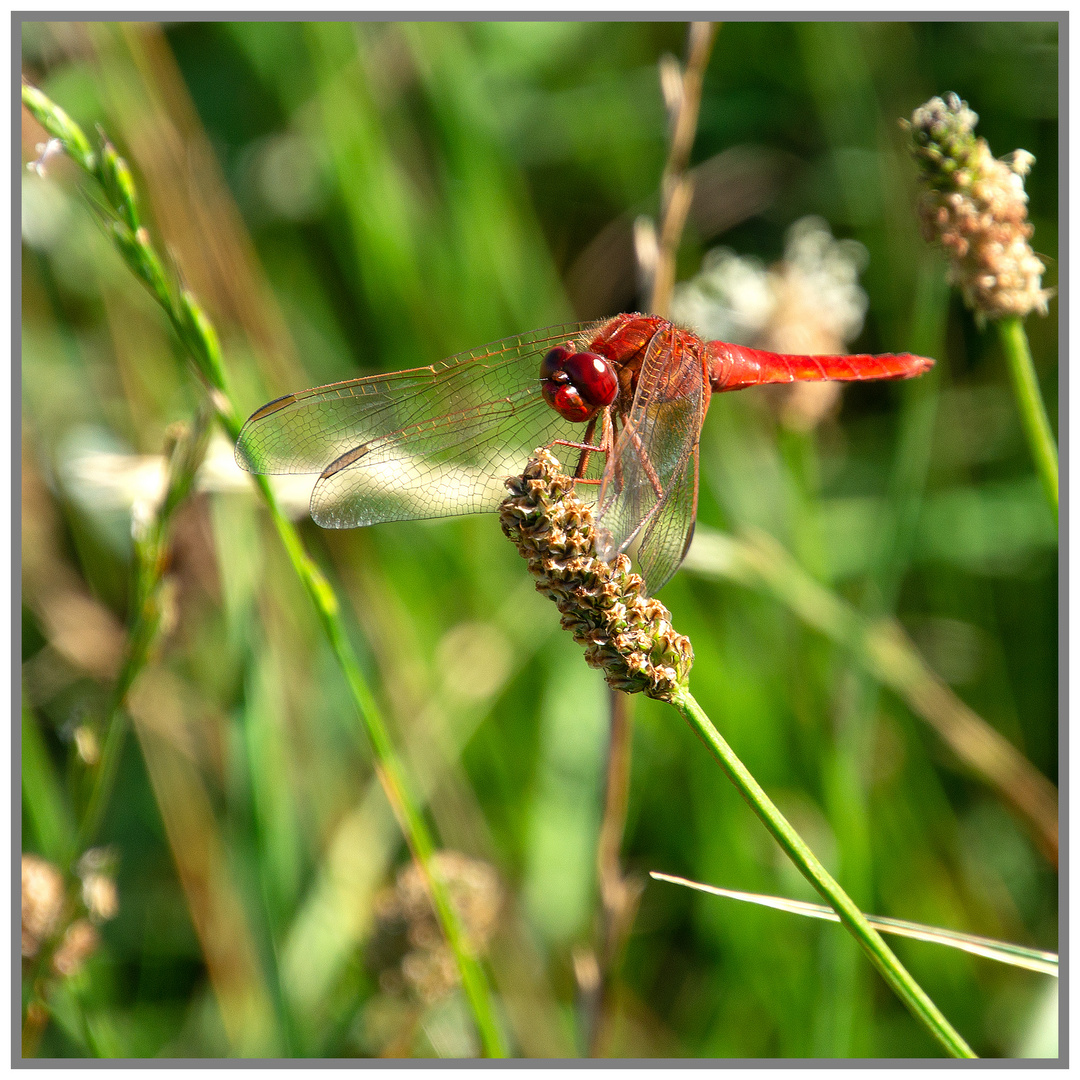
[540,346,619,423]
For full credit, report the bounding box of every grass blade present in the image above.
[21,701,77,862]
[650,873,1058,978]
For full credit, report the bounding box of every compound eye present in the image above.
[540,345,575,381]
[564,351,619,409]
[541,378,593,422]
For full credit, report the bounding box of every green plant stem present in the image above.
[996,316,1058,518]
[75,405,213,860]
[23,81,506,1058]
[684,526,1059,862]
[669,686,976,1059]
[74,614,156,858]
[229,436,506,1058]
[23,701,77,861]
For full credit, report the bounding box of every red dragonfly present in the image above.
[235,314,932,594]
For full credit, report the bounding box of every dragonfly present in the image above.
[235,313,933,595]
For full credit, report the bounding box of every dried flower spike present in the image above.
[22,854,65,958]
[368,852,503,1006]
[903,92,1051,323]
[499,450,693,701]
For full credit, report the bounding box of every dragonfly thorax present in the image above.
[539,346,619,423]
[587,313,711,406]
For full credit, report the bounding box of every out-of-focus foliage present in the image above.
[21,20,1057,1059]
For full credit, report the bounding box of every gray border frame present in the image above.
[14,10,1067,1068]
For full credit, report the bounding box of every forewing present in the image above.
[235,323,602,527]
[635,447,699,595]
[595,324,706,581]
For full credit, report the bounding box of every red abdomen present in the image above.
[706,342,934,392]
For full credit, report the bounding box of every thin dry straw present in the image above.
[651,873,1058,978]
[649,21,717,318]
[588,24,718,1052]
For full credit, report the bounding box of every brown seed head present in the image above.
[368,852,503,1005]
[499,450,693,700]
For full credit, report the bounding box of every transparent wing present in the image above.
[635,446,699,595]
[596,323,706,585]
[235,322,603,527]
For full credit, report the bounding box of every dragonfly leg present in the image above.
[572,417,598,479]
[548,411,612,468]
[608,412,625,494]
[548,435,607,455]
[624,423,666,499]
[544,412,616,490]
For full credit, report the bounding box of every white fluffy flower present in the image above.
[671,217,869,354]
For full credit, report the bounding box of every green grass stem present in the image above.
[683,526,1058,862]
[669,686,976,1059]
[75,405,213,859]
[996,315,1058,518]
[22,81,506,1059]
[22,701,77,862]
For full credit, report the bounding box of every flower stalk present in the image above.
[997,315,1058,514]
[904,92,1057,517]
[499,451,974,1058]
[76,405,213,858]
[671,688,975,1058]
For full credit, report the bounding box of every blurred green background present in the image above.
[21,19,1058,1058]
